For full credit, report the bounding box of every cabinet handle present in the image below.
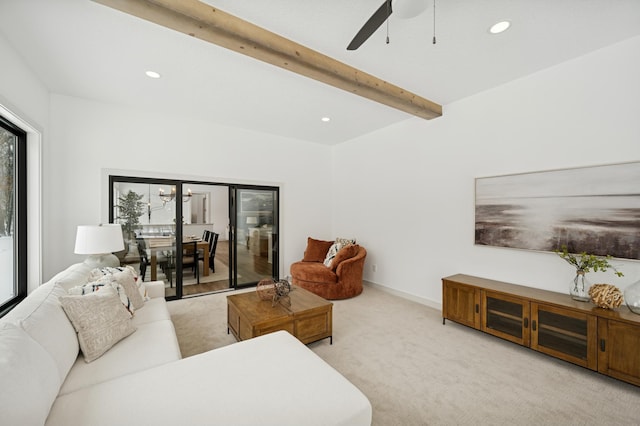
[475,304,479,313]
[600,339,606,352]
[524,317,529,328]
[532,320,537,331]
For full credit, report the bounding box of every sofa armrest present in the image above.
[144,281,165,299]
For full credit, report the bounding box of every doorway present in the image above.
[109,176,279,299]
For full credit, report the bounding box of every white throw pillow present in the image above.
[0,322,60,426]
[60,286,136,363]
[2,281,80,382]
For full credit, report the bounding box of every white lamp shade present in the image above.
[246,217,258,225]
[392,0,429,19]
[74,224,125,255]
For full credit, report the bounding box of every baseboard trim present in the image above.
[363,281,442,311]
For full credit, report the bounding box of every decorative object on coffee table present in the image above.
[588,284,624,309]
[554,245,624,301]
[256,278,292,306]
[256,278,277,301]
[624,279,640,315]
[273,278,291,307]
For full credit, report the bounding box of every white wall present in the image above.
[333,35,640,306]
[209,185,230,238]
[45,94,333,281]
[0,36,49,127]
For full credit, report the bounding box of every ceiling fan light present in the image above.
[392,0,429,19]
[489,20,511,34]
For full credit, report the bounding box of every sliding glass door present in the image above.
[110,177,279,298]
[179,183,231,296]
[231,187,279,288]
[110,177,180,296]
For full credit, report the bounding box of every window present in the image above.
[0,115,27,316]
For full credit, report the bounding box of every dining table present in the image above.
[145,237,210,281]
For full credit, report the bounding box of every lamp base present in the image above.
[83,253,120,269]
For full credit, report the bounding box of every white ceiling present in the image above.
[1,0,640,145]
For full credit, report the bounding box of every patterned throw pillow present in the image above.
[323,238,357,268]
[336,237,356,246]
[68,276,134,316]
[111,270,145,310]
[60,286,136,363]
[89,265,139,282]
[323,242,343,267]
[89,265,147,307]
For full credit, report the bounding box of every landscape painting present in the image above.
[475,162,640,260]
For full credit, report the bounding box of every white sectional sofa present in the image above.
[0,261,372,426]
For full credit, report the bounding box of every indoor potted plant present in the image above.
[117,190,146,243]
[555,245,623,301]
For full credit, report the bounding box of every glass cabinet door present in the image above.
[532,303,597,370]
[482,291,530,346]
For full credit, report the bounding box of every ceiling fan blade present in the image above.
[347,0,393,50]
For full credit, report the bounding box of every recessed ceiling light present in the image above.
[489,20,511,34]
[145,70,161,79]
[321,117,331,122]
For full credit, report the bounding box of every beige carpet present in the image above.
[167,284,640,425]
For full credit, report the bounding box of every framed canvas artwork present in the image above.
[475,161,640,260]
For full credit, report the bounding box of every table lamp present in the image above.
[74,224,124,268]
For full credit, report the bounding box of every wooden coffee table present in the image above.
[227,285,333,344]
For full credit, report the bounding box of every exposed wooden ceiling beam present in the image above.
[91,0,442,120]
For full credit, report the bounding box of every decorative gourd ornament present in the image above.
[589,284,624,309]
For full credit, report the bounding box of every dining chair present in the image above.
[198,232,219,273]
[182,240,200,284]
[136,238,152,281]
[208,232,219,272]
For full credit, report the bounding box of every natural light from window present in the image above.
[0,126,16,306]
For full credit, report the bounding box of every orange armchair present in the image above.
[290,238,367,300]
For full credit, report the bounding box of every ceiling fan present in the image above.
[347,0,432,50]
